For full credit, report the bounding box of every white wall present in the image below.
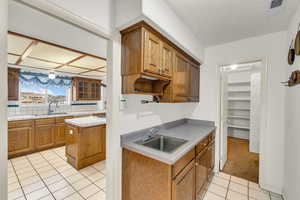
[47,0,112,34]
[120,95,198,134]
[191,31,287,193]
[8,0,107,58]
[283,5,300,200]
[0,0,8,199]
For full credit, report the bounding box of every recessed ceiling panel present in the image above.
[82,71,106,77]
[57,66,87,73]
[8,34,34,55]
[8,54,20,64]
[20,57,60,69]
[29,43,82,64]
[70,56,106,69]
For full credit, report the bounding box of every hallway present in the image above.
[222,137,259,183]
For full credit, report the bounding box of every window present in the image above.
[20,82,70,104]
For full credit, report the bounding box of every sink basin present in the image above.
[135,135,187,153]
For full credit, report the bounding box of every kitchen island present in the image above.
[65,116,106,170]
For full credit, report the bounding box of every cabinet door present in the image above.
[8,68,20,101]
[144,29,162,74]
[173,53,190,102]
[195,149,208,196]
[172,160,195,200]
[206,142,215,180]
[35,125,55,150]
[208,141,215,179]
[161,42,173,77]
[8,127,34,157]
[189,64,200,102]
[55,123,66,145]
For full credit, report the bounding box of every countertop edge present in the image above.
[8,110,106,122]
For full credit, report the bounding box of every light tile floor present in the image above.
[203,172,283,200]
[8,146,106,200]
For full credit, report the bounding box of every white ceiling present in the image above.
[165,0,300,46]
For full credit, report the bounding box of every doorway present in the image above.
[219,61,264,183]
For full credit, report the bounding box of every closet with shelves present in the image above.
[223,64,262,153]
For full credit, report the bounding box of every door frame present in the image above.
[216,57,269,186]
[1,1,122,200]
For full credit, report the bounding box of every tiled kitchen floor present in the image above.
[8,146,106,200]
[203,172,283,200]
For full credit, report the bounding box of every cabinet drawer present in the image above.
[196,137,209,155]
[172,148,195,178]
[8,120,33,128]
[55,116,73,123]
[93,113,106,117]
[35,118,55,126]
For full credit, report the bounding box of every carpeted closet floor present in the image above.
[222,137,259,183]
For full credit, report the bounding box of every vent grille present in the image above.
[270,0,283,9]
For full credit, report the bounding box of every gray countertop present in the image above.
[121,119,216,165]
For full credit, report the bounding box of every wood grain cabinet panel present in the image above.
[8,68,20,101]
[195,149,208,197]
[172,160,195,200]
[173,53,190,102]
[65,124,106,169]
[35,124,55,151]
[8,127,34,158]
[72,77,101,101]
[55,123,66,145]
[144,30,162,75]
[161,42,173,77]
[189,63,200,102]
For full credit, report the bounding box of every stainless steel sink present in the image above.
[135,135,187,153]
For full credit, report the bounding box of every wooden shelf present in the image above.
[228,115,250,120]
[228,90,250,93]
[228,107,250,111]
[228,98,251,101]
[228,124,250,130]
[228,81,250,86]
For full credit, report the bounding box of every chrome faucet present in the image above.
[48,100,59,114]
[142,128,160,142]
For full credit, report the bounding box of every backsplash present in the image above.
[7,101,105,116]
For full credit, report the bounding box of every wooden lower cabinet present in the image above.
[172,160,195,200]
[8,127,34,158]
[35,124,55,151]
[8,116,79,158]
[55,123,66,145]
[195,149,208,198]
[65,124,106,169]
[123,131,215,200]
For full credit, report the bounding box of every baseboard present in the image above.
[260,182,283,195]
[282,190,287,200]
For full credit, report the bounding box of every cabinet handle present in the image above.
[195,162,199,166]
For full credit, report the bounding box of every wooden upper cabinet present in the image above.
[173,53,190,102]
[189,63,200,102]
[72,77,101,101]
[8,68,20,101]
[121,21,200,99]
[144,30,162,75]
[161,42,173,77]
